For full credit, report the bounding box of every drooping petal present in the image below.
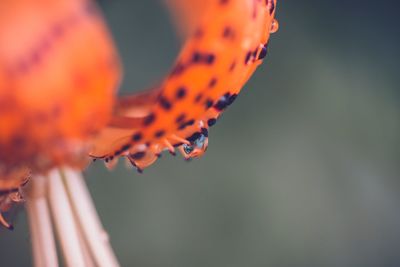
[90,0,278,171]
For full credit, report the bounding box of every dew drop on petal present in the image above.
[270,19,279,33]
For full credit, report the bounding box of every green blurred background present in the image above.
[1,1,400,266]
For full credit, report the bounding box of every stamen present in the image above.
[163,139,176,155]
[0,212,13,230]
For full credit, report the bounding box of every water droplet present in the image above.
[183,144,194,154]
[194,134,206,149]
[179,133,209,159]
[270,19,279,33]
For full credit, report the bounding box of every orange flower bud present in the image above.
[0,0,121,192]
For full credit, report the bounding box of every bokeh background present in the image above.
[1,1,400,266]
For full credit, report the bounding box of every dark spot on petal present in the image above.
[195,93,203,103]
[205,99,214,109]
[154,130,165,138]
[131,151,146,160]
[208,77,217,88]
[229,61,236,72]
[178,119,195,130]
[176,113,186,124]
[205,53,215,64]
[143,113,156,126]
[207,118,217,127]
[186,119,195,126]
[258,45,267,59]
[253,47,259,58]
[201,128,209,137]
[176,87,187,99]
[193,28,204,38]
[159,96,172,110]
[222,26,233,38]
[178,124,186,130]
[132,132,142,141]
[244,51,252,64]
[214,92,235,111]
[171,62,185,76]
[229,94,238,104]
[192,52,202,63]
[186,132,202,143]
[121,144,131,152]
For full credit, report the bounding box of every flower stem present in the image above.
[24,175,58,267]
[60,168,120,267]
[47,169,86,267]
[24,167,119,267]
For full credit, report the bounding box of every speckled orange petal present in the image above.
[0,0,121,180]
[0,0,121,208]
[90,0,278,171]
